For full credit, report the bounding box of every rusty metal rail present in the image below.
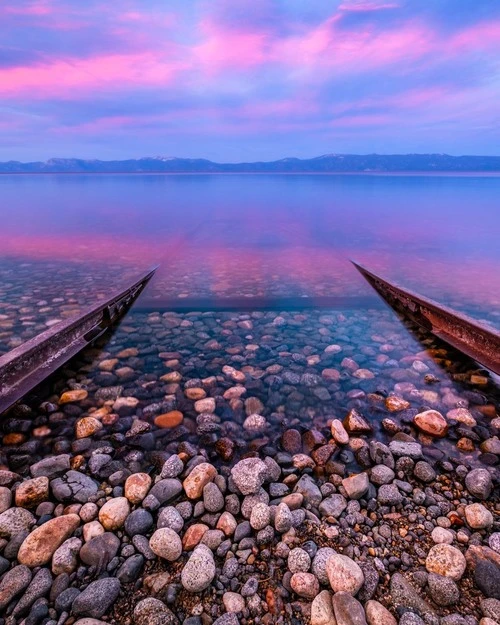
[0,266,157,415]
[352,261,500,375]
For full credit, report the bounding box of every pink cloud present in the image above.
[0,1,53,16]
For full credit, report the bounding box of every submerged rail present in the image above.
[0,266,157,415]
[352,261,500,375]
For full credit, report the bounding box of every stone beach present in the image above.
[0,305,498,625]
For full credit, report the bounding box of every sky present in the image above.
[1,0,500,161]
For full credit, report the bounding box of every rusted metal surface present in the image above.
[0,266,157,415]
[352,261,500,375]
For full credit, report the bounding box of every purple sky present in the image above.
[1,0,500,161]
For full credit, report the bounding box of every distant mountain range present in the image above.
[1,154,500,173]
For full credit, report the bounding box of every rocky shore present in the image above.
[0,307,498,625]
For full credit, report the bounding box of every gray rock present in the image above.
[481,598,500,621]
[181,545,216,592]
[312,547,337,585]
[0,565,32,610]
[79,532,120,568]
[124,508,153,536]
[117,554,144,583]
[377,484,403,506]
[369,441,395,469]
[399,615,425,625]
[72,577,120,618]
[388,441,423,459]
[52,537,82,575]
[474,560,500,599]
[465,468,493,500]
[148,479,183,505]
[241,576,259,597]
[390,573,435,615]
[231,458,269,495]
[413,461,436,483]
[134,597,178,625]
[294,474,322,507]
[370,465,395,485]
[157,506,184,532]
[12,567,52,617]
[160,455,184,479]
[0,507,35,538]
[203,482,224,512]
[51,470,98,503]
[427,573,459,606]
[331,591,367,625]
[489,533,500,554]
[213,615,239,625]
[30,455,71,479]
[319,494,347,518]
[55,587,80,612]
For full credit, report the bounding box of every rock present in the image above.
[231,458,268,495]
[389,573,435,615]
[125,473,152,503]
[149,528,183,561]
[489,533,500,554]
[343,409,372,434]
[80,532,120,568]
[326,554,364,594]
[51,470,98,503]
[385,396,410,412]
[15,476,49,508]
[294,474,322,507]
[52,537,82,574]
[465,503,494,529]
[0,565,32,611]
[194,398,216,412]
[370,465,395,485]
[75,417,103,439]
[413,461,436,483]
[117,554,144,583]
[331,419,349,445]
[182,523,209,550]
[426,544,466,581]
[312,547,337,585]
[427,573,459,606]
[481,597,500,620]
[311,590,335,625]
[319,494,347,518]
[250,502,271,530]
[11,567,52,617]
[157,507,183,533]
[181,545,216,592]
[290,572,320,600]
[213,615,239,625]
[223,591,245,612]
[98,496,130,530]
[18,513,80,567]
[388,441,422,459]
[377,484,403,506]
[243,414,267,432]
[274,502,293,533]
[0,506,35,537]
[134,597,178,625]
[413,410,448,437]
[125,508,154,536]
[431,527,454,544]
[475,560,500,599]
[30,455,70,479]
[160,455,184,478]
[154,411,184,429]
[0,486,12,513]
[59,389,88,404]
[72,578,121,618]
[148,478,183,505]
[203,482,224,512]
[342,473,369,500]
[332,592,368,625]
[365,600,396,625]
[288,547,311,573]
[183,463,217,499]
[465,468,493,500]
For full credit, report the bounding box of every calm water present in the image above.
[0,173,499,331]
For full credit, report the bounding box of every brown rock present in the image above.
[154,411,184,429]
[15,477,49,508]
[385,396,410,412]
[185,388,206,400]
[182,523,209,550]
[124,473,152,504]
[183,463,217,499]
[18,513,80,567]
[343,409,372,434]
[59,390,88,404]
[75,417,103,439]
[413,410,448,438]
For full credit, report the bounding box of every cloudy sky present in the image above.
[1,0,499,161]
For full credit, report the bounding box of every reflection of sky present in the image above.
[1,1,500,160]
[0,173,499,327]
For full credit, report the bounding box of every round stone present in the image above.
[288,548,311,573]
[154,411,184,429]
[149,528,182,561]
[425,544,466,581]
[465,503,494,529]
[75,417,103,439]
[250,503,271,531]
[465,468,493,500]
[326,554,364,594]
[231,458,268,495]
[98,497,130,530]
[124,473,152,504]
[312,547,337,585]
[413,410,448,437]
[427,573,460,606]
[223,592,245,613]
[431,527,454,545]
[157,506,184,533]
[181,545,216,592]
[290,572,320,600]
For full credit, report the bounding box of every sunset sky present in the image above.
[1,0,499,161]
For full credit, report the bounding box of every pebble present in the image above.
[311,590,335,625]
[290,572,320,599]
[124,473,152,503]
[326,553,364,594]
[425,544,467,581]
[51,470,98,503]
[154,410,184,428]
[15,476,49,508]
[250,502,271,530]
[149,528,183,561]
[17,513,80,567]
[465,468,493,500]
[72,578,121,618]
[431,527,454,544]
[342,473,369,499]
[413,410,448,437]
[365,599,397,625]
[98,496,130,530]
[288,547,311,573]
[427,572,460,606]
[181,545,216,592]
[465,503,494,529]
[223,591,245,612]
[51,536,82,574]
[0,506,35,537]
[231,458,269,495]
[183,463,217,499]
[0,565,32,611]
[332,591,368,625]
